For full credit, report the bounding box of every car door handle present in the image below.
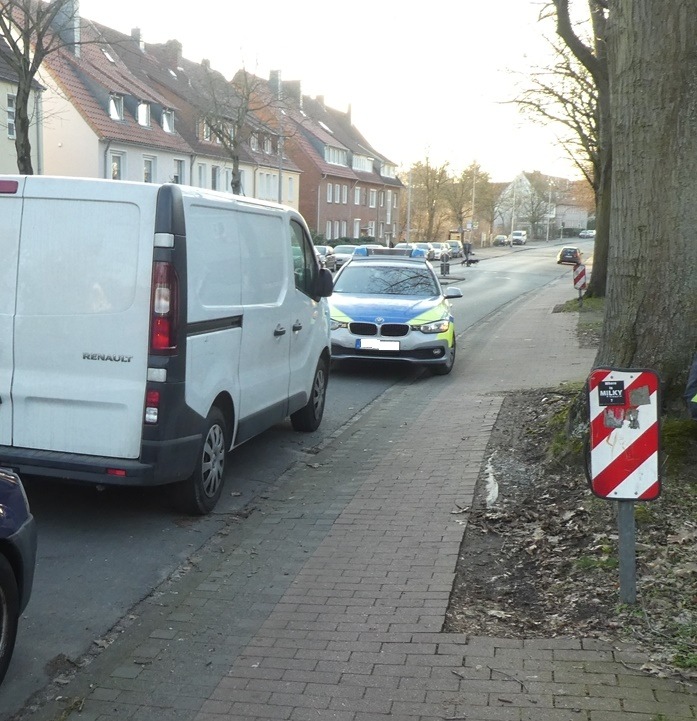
[274,325,286,337]
[292,321,303,332]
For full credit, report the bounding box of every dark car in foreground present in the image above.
[557,246,583,265]
[0,468,36,685]
[328,254,463,375]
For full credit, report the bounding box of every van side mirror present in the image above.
[315,268,333,298]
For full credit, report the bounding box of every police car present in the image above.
[328,250,462,375]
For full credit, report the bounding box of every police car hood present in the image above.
[330,294,445,324]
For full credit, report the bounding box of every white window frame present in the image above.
[211,165,220,191]
[250,133,259,151]
[334,183,340,202]
[143,156,155,183]
[327,183,333,203]
[109,94,124,121]
[334,221,339,239]
[162,109,175,133]
[173,158,184,184]
[369,189,377,208]
[137,101,151,127]
[110,152,123,180]
[325,221,332,240]
[354,186,361,205]
[341,220,347,237]
[353,219,360,238]
[6,93,15,139]
[198,163,206,188]
[288,177,294,202]
[342,184,348,204]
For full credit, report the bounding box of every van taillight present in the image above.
[150,262,178,353]
[144,390,160,424]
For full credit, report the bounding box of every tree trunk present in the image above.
[14,80,34,174]
[599,0,697,401]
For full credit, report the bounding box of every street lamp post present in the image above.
[546,181,552,242]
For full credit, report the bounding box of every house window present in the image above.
[263,137,272,154]
[342,185,348,204]
[162,109,175,133]
[369,189,377,208]
[353,219,360,238]
[334,183,340,201]
[173,159,184,184]
[111,153,123,180]
[225,169,231,193]
[379,222,384,239]
[109,94,124,121]
[250,133,259,151]
[211,166,220,191]
[202,122,212,141]
[326,183,333,203]
[334,221,339,239]
[198,163,206,187]
[6,94,15,139]
[143,156,155,183]
[379,191,385,207]
[288,177,294,202]
[137,101,150,127]
[340,221,347,237]
[354,186,360,205]
[326,221,332,240]
[393,193,398,208]
[368,221,375,236]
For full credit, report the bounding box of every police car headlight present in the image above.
[418,320,450,334]
[330,319,348,331]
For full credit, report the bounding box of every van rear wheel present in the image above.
[0,554,19,686]
[173,408,228,516]
[290,358,328,432]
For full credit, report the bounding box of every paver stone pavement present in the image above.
[19,274,697,721]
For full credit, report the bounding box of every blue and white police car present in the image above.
[329,250,462,375]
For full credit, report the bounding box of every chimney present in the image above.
[269,70,282,99]
[283,80,302,109]
[54,0,81,56]
[201,58,210,70]
[131,27,145,51]
[164,39,182,68]
[347,103,352,124]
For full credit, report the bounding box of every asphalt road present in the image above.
[3,237,594,719]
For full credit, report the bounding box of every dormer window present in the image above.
[162,109,174,133]
[137,101,151,127]
[109,94,124,121]
[263,137,272,154]
[202,121,212,141]
[250,133,259,152]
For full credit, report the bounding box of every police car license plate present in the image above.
[356,339,400,351]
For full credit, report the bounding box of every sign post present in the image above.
[586,368,662,604]
[573,263,587,307]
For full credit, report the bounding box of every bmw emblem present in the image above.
[375,317,384,324]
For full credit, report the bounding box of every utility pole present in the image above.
[406,169,412,242]
[471,165,477,245]
[546,180,552,242]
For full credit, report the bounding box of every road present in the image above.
[3,238,593,719]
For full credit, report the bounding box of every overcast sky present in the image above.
[79,0,577,183]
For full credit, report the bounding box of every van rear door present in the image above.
[11,178,158,458]
[0,178,26,447]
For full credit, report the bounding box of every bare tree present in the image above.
[597,0,697,400]
[407,159,450,242]
[0,0,86,173]
[550,0,611,298]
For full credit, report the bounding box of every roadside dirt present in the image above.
[444,314,697,683]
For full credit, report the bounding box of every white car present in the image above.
[333,244,359,269]
[329,254,462,375]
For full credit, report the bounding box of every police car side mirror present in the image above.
[444,287,463,299]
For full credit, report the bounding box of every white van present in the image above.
[509,230,527,245]
[0,177,333,514]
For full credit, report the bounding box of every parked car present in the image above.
[430,242,451,261]
[333,244,359,269]
[557,246,583,265]
[447,240,464,258]
[579,229,596,238]
[492,235,509,246]
[510,230,527,245]
[314,244,337,271]
[328,254,462,375]
[413,242,436,260]
[0,468,36,685]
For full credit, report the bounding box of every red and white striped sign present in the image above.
[573,263,587,290]
[587,368,661,500]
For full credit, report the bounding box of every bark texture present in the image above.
[600,0,697,399]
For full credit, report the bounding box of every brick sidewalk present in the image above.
[21,280,697,721]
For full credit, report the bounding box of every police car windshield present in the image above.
[333,264,439,297]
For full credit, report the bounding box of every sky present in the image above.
[78,0,580,183]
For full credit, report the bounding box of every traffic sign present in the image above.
[587,368,661,500]
[573,263,587,290]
